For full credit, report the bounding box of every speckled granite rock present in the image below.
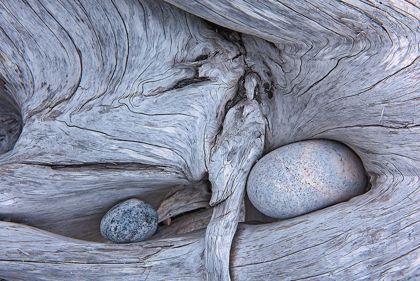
[247,140,367,219]
[100,198,158,243]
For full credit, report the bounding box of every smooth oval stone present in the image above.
[100,198,158,243]
[247,140,367,219]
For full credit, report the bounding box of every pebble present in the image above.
[100,198,158,243]
[247,140,367,219]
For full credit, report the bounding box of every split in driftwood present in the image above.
[1,0,419,280]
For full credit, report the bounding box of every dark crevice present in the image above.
[22,161,175,173]
[1,216,29,225]
[166,66,211,91]
[0,79,22,155]
[204,20,242,45]
[194,54,209,61]
[158,207,208,227]
[224,74,247,112]
[172,76,211,90]
[262,81,274,99]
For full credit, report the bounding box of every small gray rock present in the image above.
[247,140,367,219]
[100,198,158,243]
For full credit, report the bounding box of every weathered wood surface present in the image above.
[156,184,211,224]
[0,80,21,155]
[206,76,266,280]
[1,220,207,280]
[1,0,420,280]
[1,175,419,280]
[0,0,243,242]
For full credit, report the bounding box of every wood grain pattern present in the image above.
[1,174,418,280]
[1,0,419,280]
[163,1,420,279]
[0,0,243,242]
[206,79,265,280]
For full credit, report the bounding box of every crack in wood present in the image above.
[1,0,420,280]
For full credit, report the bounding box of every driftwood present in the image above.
[1,0,419,280]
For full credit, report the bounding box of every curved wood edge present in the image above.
[163,0,420,49]
[0,0,242,243]
[231,174,420,280]
[1,175,419,280]
[0,221,206,280]
[1,0,419,280]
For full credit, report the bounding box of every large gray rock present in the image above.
[247,140,367,219]
[100,198,158,243]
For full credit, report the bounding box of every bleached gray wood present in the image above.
[1,173,418,280]
[157,184,211,223]
[1,0,419,280]
[154,208,213,240]
[206,72,265,281]
[0,81,21,154]
[163,0,420,279]
[0,0,243,243]
[0,221,207,281]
